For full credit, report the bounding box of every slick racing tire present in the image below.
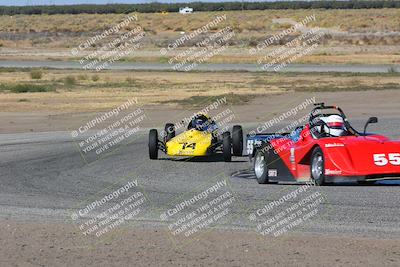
[164,123,175,143]
[149,129,158,160]
[310,146,326,186]
[222,132,232,162]
[232,125,243,156]
[254,148,269,184]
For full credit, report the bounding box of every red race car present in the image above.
[247,103,400,185]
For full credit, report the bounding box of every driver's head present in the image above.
[320,115,346,137]
[192,115,208,130]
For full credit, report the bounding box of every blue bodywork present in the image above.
[246,128,303,157]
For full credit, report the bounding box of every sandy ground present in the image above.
[1,90,399,134]
[1,219,399,267]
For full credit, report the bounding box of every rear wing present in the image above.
[246,133,290,157]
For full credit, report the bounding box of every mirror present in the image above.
[363,117,378,135]
[367,117,378,124]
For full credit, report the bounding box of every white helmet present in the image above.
[320,115,346,137]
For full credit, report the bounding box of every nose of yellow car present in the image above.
[166,129,212,156]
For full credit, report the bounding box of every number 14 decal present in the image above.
[182,142,196,150]
[373,153,400,166]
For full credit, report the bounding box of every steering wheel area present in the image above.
[310,118,331,138]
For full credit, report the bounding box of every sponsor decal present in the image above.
[268,169,278,177]
[290,147,296,170]
[325,169,342,175]
[178,150,195,155]
[290,147,295,163]
[325,143,345,148]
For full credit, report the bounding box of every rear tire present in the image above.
[164,123,175,143]
[222,132,232,162]
[232,125,243,156]
[310,147,325,186]
[254,148,269,184]
[149,129,158,160]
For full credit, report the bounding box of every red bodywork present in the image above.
[271,125,400,182]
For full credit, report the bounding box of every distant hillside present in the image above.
[1,1,399,15]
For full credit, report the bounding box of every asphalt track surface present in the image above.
[1,121,399,240]
[1,60,399,73]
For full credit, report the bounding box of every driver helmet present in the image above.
[192,114,209,131]
[320,115,347,137]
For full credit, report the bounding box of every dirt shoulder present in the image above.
[1,219,399,267]
[1,89,400,134]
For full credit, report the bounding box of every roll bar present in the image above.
[309,103,360,136]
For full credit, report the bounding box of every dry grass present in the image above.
[0,48,400,65]
[1,9,399,64]
[0,69,399,112]
[1,9,399,34]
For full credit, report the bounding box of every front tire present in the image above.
[149,129,158,160]
[232,125,243,156]
[222,132,232,162]
[254,148,269,184]
[310,147,325,186]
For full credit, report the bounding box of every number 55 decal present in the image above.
[373,153,400,166]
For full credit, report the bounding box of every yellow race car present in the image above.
[148,114,243,162]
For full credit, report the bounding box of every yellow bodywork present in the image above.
[166,129,213,156]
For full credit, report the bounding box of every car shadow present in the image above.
[332,181,400,186]
[231,169,400,186]
[158,154,248,163]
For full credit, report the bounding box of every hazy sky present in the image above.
[1,0,283,6]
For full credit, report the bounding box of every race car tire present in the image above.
[254,148,269,184]
[149,129,158,160]
[164,123,175,143]
[232,125,243,156]
[310,146,326,186]
[223,132,232,162]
